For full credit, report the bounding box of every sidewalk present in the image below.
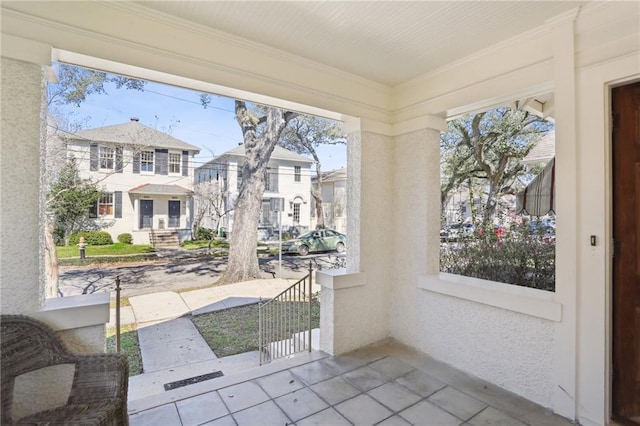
[108,278,321,401]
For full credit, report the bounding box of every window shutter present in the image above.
[155,149,168,175]
[115,146,123,173]
[133,152,140,174]
[90,144,98,171]
[114,191,123,218]
[273,168,279,192]
[182,151,189,176]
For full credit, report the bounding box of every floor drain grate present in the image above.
[164,371,224,391]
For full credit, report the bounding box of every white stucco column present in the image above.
[1,36,50,314]
[388,117,445,345]
[319,117,395,355]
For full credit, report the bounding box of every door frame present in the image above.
[139,199,154,229]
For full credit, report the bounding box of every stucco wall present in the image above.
[417,290,556,407]
[1,57,45,314]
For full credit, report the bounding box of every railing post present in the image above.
[308,262,312,353]
[258,297,263,365]
[115,275,121,353]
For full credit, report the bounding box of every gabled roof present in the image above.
[67,121,200,153]
[219,144,314,164]
[129,183,193,195]
[522,131,555,165]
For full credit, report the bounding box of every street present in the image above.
[58,250,345,298]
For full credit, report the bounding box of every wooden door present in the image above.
[139,200,154,229]
[612,81,640,423]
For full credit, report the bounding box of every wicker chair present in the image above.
[1,315,129,425]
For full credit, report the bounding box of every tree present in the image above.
[218,101,297,284]
[193,177,233,250]
[43,63,145,296]
[278,115,345,229]
[441,108,552,226]
[48,156,102,245]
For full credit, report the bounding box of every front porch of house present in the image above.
[128,339,572,426]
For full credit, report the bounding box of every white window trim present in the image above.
[99,145,115,171]
[140,150,154,174]
[294,166,302,183]
[98,192,114,218]
[418,273,562,322]
[168,151,181,175]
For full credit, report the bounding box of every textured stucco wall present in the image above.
[1,57,45,313]
[58,325,106,354]
[417,291,556,408]
[389,128,440,344]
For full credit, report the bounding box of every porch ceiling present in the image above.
[136,1,587,87]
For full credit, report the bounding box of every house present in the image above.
[310,168,347,234]
[2,2,639,425]
[194,145,313,239]
[64,119,200,245]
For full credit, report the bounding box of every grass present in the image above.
[109,297,131,308]
[58,254,157,267]
[57,243,155,258]
[182,239,229,250]
[192,296,320,358]
[106,324,142,376]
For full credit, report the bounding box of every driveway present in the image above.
[58,250,344,298]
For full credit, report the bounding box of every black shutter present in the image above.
[133,152,140,174]
[115,146,123,173]
[89,201,98,218]
[114,191,122,218]
[90,144,98,171]
[182,151,189,176]
[155,149,168,175]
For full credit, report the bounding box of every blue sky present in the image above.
[53,78,347,171]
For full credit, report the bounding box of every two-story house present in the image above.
[195,144,313,240]
[310,168,347,234]
[64,118,200,245]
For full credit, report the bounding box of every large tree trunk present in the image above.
[312,161,325,229]
[44,215,59,297]
[218,102,294,284]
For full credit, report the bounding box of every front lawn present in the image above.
[182,239,229,250]
[56,243,155,258]
[106,324,142,376]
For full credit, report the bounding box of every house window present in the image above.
[293,203,301,224]
[141,150,154,173]
[294,166,301,182]
[99,146,114,170]
[169,152,181,174]
[98,193,114,216]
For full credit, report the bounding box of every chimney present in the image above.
[130,117,140,122]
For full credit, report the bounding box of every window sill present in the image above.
[418,273,562,322]
[30,293,110,331]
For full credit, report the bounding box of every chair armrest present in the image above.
[67,353,129,404]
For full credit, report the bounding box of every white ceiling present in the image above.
[136,1,586,87]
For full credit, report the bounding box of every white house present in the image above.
[194,144,313,239]
[2,2,640,425]
[310,168,347,234]
[64,119,200,244]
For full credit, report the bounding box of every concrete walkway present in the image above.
[108,278,321,401]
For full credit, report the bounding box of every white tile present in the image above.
[296,408,351,426]
[274,387,328,422]
[218,381,270,413]
[129,403,181,426]
[342,366,390,391]
[428,386,487,421]
[256,369,304,398]
[468,407,527,426]
[176,391,229,426]
[201,415,237,425]
[399,400,462,426]
[232,400,290,426]
[369,357,415,379]
[376,415,413,426]
[310,376,360,405]
[368,381,422,412]
[335,394,393,426]
[395,369,446,397]
[291,360,339,385]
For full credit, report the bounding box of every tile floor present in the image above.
[129,340,575,426]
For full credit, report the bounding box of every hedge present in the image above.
[117,233,133,244]
[68,231,113,246]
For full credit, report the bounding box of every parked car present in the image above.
[446,223,475,241]
[281,229,346,256]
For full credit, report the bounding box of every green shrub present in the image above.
[196,227,213,240]
[440,222,555,292]
[117,233,133,244]
[68,231,113,246]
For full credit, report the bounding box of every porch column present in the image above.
[388,117,446,345]
[0,35,50,314]
[133,197,139,230]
